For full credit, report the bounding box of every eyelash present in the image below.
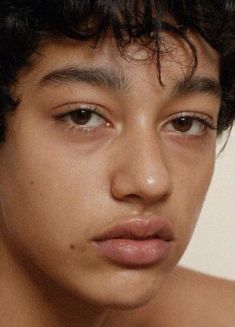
[55,106,217,137]
[55,105,110,134]
[164,112,217,136]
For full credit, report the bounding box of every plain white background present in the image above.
[179,128,235,280]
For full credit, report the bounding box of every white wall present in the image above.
[179,128,235,280]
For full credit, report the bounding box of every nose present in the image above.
[110,128,174,206]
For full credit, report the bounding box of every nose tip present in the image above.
[111,169,173,205]
[110,142,174,205]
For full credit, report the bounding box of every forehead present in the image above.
[20,31,220,93]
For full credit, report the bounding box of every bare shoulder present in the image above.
[174,265,234,294]
[151,266,235,327]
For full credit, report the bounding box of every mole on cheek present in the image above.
[70,244,75,250]
[30,181,34,186]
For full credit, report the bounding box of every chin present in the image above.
[106,290,157,311]
[79,268,166,310]
[81,285,157,311]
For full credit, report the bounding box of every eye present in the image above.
[68,109,104,128]
[56,106,111,132]
[164,114,216,136]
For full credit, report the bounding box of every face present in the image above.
[0,32,220,308]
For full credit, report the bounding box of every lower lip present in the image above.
[93,238,171,267]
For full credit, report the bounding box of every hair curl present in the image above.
[0,0,234,141]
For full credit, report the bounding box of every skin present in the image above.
[106,266,235,327]
[0,30,230,327]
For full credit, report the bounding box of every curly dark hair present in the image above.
[0,0,234,141]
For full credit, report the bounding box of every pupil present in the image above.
[71,110,91,125]
[173,117,193,132]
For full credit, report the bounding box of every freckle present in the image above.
[30,181,34,186]
[39,193,43,197]
[70,244,75,250]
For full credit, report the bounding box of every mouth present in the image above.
[93,216,174,267]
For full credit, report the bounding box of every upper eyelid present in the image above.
[167,112,212,119]
[58,104,103,118]
[51,100,103,112]
[64,104,99,111]
[165,112,215,124]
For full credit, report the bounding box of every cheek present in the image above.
[0,133,109,271]
[169,146,216,254]
[0,156,112,296]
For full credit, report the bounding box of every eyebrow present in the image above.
[38,65,221,98]
[173,76,221,98]
[38,66,128,91]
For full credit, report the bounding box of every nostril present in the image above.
[126,194,143,201]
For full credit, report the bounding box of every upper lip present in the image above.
[94,216,174,242]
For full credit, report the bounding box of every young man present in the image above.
[0,1,234,326]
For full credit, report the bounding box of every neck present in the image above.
[0,238,110,327]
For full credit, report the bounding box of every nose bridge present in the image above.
[111,124,173,203]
